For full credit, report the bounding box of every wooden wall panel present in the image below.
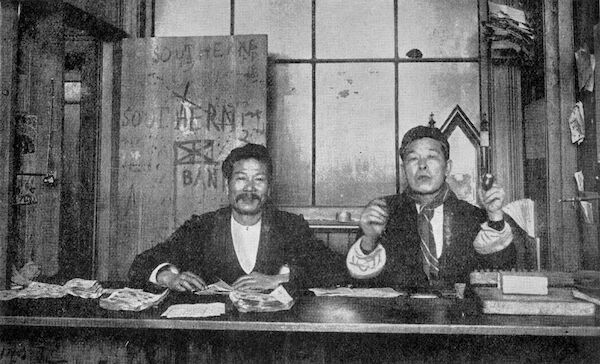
[96,42,116,281]
[490,65,525,203]
[12,6,64,277]
[104,35,267,280]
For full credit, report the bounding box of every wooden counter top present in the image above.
[1,292,599,337]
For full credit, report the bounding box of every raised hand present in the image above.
[359,198,389,252]
[478,182,505,221]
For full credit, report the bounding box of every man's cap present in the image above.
[399,125,450,160]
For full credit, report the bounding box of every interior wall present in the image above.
[12,5,65,277]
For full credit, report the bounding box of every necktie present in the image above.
[418,206,439,281]
[408,183,451,283]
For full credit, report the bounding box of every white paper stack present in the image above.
[99,288,169,311]
[309,287,403,298]
[161,303,226,318]
[229,285,294,313]
[500,273,548,295]
[64,279,104,299]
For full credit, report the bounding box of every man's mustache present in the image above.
[235,193,261,202]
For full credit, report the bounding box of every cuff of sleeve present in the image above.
[346,237,386,279]
[149,263,178,284]
[474,222,513,255]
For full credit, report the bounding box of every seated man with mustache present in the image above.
[346,126,525,290]
[129,143,347,293]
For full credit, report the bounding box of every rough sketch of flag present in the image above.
[174,140,217,165]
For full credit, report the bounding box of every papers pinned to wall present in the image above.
[568,102,585,145]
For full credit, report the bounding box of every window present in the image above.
[155,0,484,208]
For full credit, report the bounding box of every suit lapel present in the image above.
[254,206,273,271]
[212,208,243,275]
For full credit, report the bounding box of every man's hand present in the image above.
[359,198,389,252]
[478,183,505,221]
[232,272,288,292]
[157,269,207,292]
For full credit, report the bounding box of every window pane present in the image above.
[397,62,480,190]
[316,0,394,59]
[398,62,480,137]
[268,64,313,205]
[397,0,479,58]
[155,0,230,36]
[447,130,479,205]
[316,63,396,206]
[235,0,312,59]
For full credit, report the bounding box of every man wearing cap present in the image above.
[128,143,347,293]
[346,126,521,289]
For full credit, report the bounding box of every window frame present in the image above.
[229,0,489,210]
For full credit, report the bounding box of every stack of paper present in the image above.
[0,282,69,300]
[161,303,226,318]
[10,261,41,288]
[99,288,169,311]
[0,279,104,301]
[64,279,104,299]
[309,287,403,298]
[474,287,595,316]
[484,2,535,60]
[501,273,548,295]
[502,199,535,238]
[194,279,234,296]
[229,285,294,313]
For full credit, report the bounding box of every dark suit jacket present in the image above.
[354,192,519,289]
[128,203,348,291]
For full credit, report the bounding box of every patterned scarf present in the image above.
[407,183,452,282]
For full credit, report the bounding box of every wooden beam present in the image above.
[0,0,19,289]
[19,0,128,39]
[545,0,580,271]
[96,41,115,281]
[62,2,128,40]
[479,0,490,132]
[486,0,525,202]
[557,0,579,271]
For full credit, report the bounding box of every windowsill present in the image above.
[279,206,362,220]
[278,206,361,231]
[307,220,360,230]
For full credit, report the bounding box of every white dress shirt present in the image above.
[231,216,261,274]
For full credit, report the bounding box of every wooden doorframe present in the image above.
[544,0,581,271]
[0,0,18,289]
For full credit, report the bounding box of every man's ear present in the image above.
[445,159,453,177]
